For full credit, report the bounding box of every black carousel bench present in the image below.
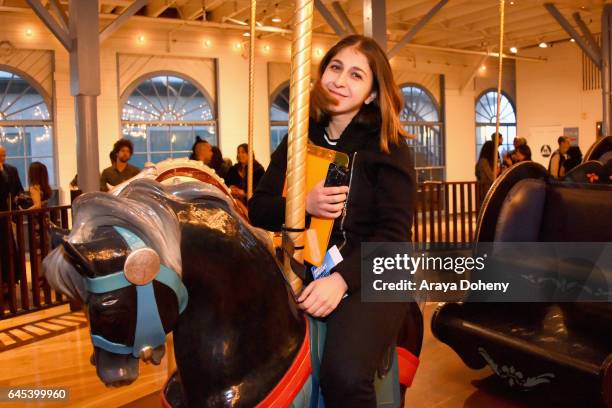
[431,157,612,407]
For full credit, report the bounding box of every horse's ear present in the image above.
[61,240,94,278]
[50,222,70,250]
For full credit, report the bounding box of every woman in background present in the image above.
[210,146,231,180]
[28,161,52,209]
[476,140,498,201]
[225,143,264,203]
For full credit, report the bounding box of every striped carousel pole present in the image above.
[247,0,257,200]
[284,0,314,297]
[493,0,505,178]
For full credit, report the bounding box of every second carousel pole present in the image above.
[284,0,314,297]
[493,0,505,178]
[247,0,257,200]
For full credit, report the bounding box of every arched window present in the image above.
[0,69,54,187]
[121,73,217,168]
[269,83,289,153]
[475,90,516,158]
[400,84,444,182]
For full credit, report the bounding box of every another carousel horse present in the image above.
[44,159,422,407]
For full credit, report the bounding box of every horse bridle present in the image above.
[83,226,188,358]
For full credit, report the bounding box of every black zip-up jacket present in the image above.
[248,118,416,293]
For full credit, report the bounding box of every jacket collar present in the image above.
[309,117,379,154]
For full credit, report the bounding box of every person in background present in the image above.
[0,144,24,297]
[190,136,213,166]
[514,144,532,163]
[548,136,570,179]
[27,162,53,209]
[210,146,231,180]
[225,143,265,203]
[0,144,24,211]
[563,145,583,174]
[504,137,527,167]
[100,139,140,192]
[476,140,499,201]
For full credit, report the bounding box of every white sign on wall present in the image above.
[528,126,563,168]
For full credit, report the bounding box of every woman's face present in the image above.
[237,147,248,165]
[321,46,375,117]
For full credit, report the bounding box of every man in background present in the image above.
[0,145,24,211]
[99,139,140,192]
[548,136,570,179]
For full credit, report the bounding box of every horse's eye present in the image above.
[102,297,118,307]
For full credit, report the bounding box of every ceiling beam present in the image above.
[48,0,68,30]
[178,0,204,20]
[331,1,356,34]
[573,11,600,53]
[99,0,147,42]
[146,0,175,18]
[388,0,448,58]
[545,2,601,67]
[314,0,346,36]
[25,0,72,50]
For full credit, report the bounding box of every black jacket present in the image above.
[248,119,416,293]
[225,161,265,192]
[0,164,24,211]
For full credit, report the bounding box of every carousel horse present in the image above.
[44,159,423,407]
[431,160,612,407]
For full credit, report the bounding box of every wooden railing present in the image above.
[0,181,484,319]
[413,181,483,245]
[0,206,72,320]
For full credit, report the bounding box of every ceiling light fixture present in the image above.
[538,42,548,48]
[25,28,33,37]
[509,46,518,53]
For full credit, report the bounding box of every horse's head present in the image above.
[44,182,186,387]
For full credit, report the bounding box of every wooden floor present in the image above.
[0,303,544,408]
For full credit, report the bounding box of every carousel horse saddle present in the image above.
[432,161,612,407]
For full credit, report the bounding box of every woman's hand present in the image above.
[306,180,349,219]
[297,273,348,317]
[230,186,246,199]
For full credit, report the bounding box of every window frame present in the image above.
[475,89,517,158]
[0,65,56,188]
[399,82,445,183]
[119,71,218,165]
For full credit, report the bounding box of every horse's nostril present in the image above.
[101,298,118,306]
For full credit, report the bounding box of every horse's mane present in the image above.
[68,179,182,275]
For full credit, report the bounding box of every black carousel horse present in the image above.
[44,159,423,407]
[431,159,612,407]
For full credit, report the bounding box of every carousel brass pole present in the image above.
[284,0,313,296]
[247,0,256,200]
[493,0,505,178]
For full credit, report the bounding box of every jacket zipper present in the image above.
[338,152,357,251]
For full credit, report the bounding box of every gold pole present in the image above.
[284,0,313,296]
[493,0,505,178]
[247,0,256,200]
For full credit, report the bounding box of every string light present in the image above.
[203,39,212,47]
[25,28,33,37]
[137,35,145,44]
[263,44,271,52]
[314,48,323,57]
[234,42,243,50]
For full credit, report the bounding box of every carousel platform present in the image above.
[0,302,569,407]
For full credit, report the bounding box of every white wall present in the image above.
[3,11,603,205]
[517,41,600,166]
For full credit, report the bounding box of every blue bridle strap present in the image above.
[85,226,188,357]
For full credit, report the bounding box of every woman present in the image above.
[27,161,52,208]
[475,140,498,201]
[249,35,415,407]
[514,144,532,162]
[225,143,265,203]
[210,146,231,180]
